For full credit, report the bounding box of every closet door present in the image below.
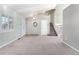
[41,20,48,35]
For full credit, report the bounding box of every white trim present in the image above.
[0,37,17,48]
[0,33,26,48]
[63,41,79,53]
[54,24,63,35]
[53,24,58,34]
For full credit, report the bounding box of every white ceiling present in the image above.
[1,4,56,17]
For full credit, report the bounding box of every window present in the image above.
[8,17,14,29]
[0,15,14,33]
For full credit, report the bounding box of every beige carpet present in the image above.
[0,36,78,55]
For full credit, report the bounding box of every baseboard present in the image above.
[25,34,39,36]
[63,41,79,53]
[0,33,26,48]
[0,38,17,49]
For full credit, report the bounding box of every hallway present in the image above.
[0,4,79,55]
[0,36,78,55]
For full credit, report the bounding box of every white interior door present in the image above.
[41,20,48,35]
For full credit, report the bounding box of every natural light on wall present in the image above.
[0,5,14,33]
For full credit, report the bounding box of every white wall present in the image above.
[49,4,70,37]
[48,4,70,42]
[26,14,50,35]
[21,16,26,36]
[38,14,50,35]
[26,17,41,35]
[63,4,79,52]
[0,5,26,47]
[54,4,69,26]
[15,14,26,37]
[49,10,55,24]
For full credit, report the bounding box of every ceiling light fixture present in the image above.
[33,17,36,20]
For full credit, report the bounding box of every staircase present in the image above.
[48,23,57,36]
